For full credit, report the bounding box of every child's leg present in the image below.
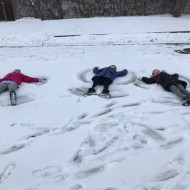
[8,83,18,93]
[177,84,190,97]
[92,77,104,89]
[87,77,104,93]
[102,78,112,93]
[0,83,8,94]
[169,85,186,99]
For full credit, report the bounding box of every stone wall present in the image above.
[12,0,62,20]
[12,0,36,19]
[38,0,62,20]
[12,0,190,20]
[183,0,190,14]
[61,0,176,18]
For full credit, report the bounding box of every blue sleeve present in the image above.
[116,69,128,77]
[93,67,100,74]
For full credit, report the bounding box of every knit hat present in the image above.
[13,69,21,73]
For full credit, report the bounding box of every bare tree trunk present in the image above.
[30,0,40,18]
[173,0,184,17]
[11,0,17,20]
[58,0,63,19]
[2,0,7,20]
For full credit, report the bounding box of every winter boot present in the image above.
[87,88,96,95]
[182,96,190,106]
[98,89,111,98]
[10,91,17,106]
[101,89,109,95]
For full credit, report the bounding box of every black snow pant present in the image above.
[92,76,112,93]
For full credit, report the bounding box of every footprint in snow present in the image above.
[160,137,183,149]
[52,117,92,136]
[155,169,180,181]
[23,128,51,140]
[132,134,147,149]
[68,87,88,96]
[32,166,68,183]
[142,128,165,142]
[121,102,141,108]
[93,108,113,117]
[104,101,117,108]
[0,162,16,184]
[0,143,30,155]
[10,123,33,128]
[172,172,190,190]
[75,165,104,179]
[72,135,96,163]
[78,113,89,119]
[132,122,165,142]
[71,184,85,190]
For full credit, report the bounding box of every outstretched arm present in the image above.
[21,74,39,83]
[93,67,104,74]
[171,73,179,78]
[142,77,156,84]
[93,67,100,74]
[116,69,128,77]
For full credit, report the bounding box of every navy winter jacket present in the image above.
[92,67,128,81]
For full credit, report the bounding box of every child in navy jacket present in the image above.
[88,65,128,95]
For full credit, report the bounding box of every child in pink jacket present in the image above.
[0,69,47,106]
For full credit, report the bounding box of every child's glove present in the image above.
[39,77,48,83]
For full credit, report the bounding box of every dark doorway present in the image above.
[0,0,15,21]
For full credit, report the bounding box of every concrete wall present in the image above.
[12,0,190,20]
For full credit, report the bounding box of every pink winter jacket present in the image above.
[0,72,39,86]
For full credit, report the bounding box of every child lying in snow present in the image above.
[87,65,128,96]
[0,69,47,106]
[139,69,190,106]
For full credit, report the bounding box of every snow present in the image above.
[0,14,190,190]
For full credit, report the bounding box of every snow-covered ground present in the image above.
[0,15,190,190]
